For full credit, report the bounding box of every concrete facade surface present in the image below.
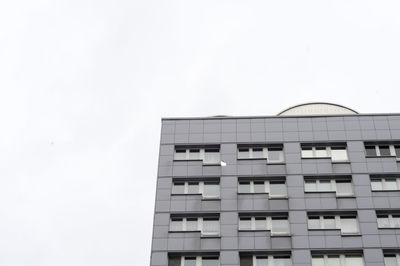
[151,114,400,266]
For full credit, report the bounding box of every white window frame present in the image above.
[365,144,399,158]
[169,217,220,237]
[301,145,349,162]
[237,146,285,163]
[238,216,290,236]
[174,148,221,165]
[371,178,400,191]
[377,214,400,228]
[180,256,220,266]
[238,180,287,198]
[311,254,364,266]
[172,181,220,199]
[251,255,292,266]
[307,214,360,235]
[304,179,354,197]
[384,254,400,266]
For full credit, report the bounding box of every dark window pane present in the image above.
[365,146,377,156]
[168,256,181,266]
[240,256,253,266]
[379,145,391,156]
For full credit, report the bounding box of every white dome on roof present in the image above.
[278,102,358,116]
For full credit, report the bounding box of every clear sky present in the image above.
[0,1,400,265]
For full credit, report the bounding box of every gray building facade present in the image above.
[150,104,400,266]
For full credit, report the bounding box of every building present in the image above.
[150,102,400,266]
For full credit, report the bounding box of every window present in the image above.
[304,178,353,197]
[377,213,400,228]
[172,181,220,199]
[364,143,400,159]
[238,179,287,198]
[384,254,400,266]
[237,145,284,163]
[169,256,219,266]
[371,177,400,191]
[239,215,290,235]
[240,255,292,266]
[174,146,221,165]
[169,217,220,236]
[301,144,348,162]
[311,254,364,266]
[307,214,359,235]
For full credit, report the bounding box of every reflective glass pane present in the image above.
[238,148,250,159]
[270,182,287,197]
[255,217,267,230]
[202,257,219,266]
[188,149,201,160]
[172,183,185,194]
[323,216,336,229]
[326,256,340,266]
[184,257,196,266]
[186,218,198,231]
[331,148,348,162]
[204,150,220,164]
[365,146,377,156]
[256,256,268,266]
[203,183,220,197]
[340,217,359,234]
[319,180,332,191]
[239,218,252,230]
[392,215,400,228]
[268,149,284,163]
[345,256,363,266]
[274,257,292,266]
[379,145,391,156]
[239,182,251,193]
[271,218,289,234]
[311,257,324,266]
[315,147,328,157]
[301,147,313,158]
[170,219,183,231]
[174,149,187,160]
[252,148,264,159]
[254,181,265,193]
[305,180,317,192]
[187,182,199,194]
[377,216,390,228]
[384,179,398,190]
[371,179,383,191]
[336,181,353,196]
[384,256,397,266]
[308,217,321,229]
[202,218,219,234]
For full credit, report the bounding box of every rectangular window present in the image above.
[301,144,348,162]
[237,145,284,163]
[169,217,220,236]
[240,255,292,266]
[172,181,220,199]
[377,213,400,228]
[384,254,400,266]
[307,214,359,235]
[370,177,400,191]
[174,146,221,165]
[169,256,220,266]
[364,143,400,158]
[238,179,287,198]
[311,254,364,266]
[304,178,353,197]
[239,216,290,235]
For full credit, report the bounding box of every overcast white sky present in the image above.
[0,1,400,265]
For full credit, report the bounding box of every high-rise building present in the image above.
[150,103,400,266]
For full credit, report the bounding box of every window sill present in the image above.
[237,193,288,199]
[172,193,202,196]
[372,190,400,192]
[202,162,221,166]
[266,162,286,165]
[200,234,221,238]
[169,230,201,233]
[302,157,331,159]
[331,161,350,164]
[366,155,396,158]
[378,227,400,229]
[238,230,291,236]
[336,195,356,198]
[173,159,202,162]
[309,228,340,231]
[341,233,361,236]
